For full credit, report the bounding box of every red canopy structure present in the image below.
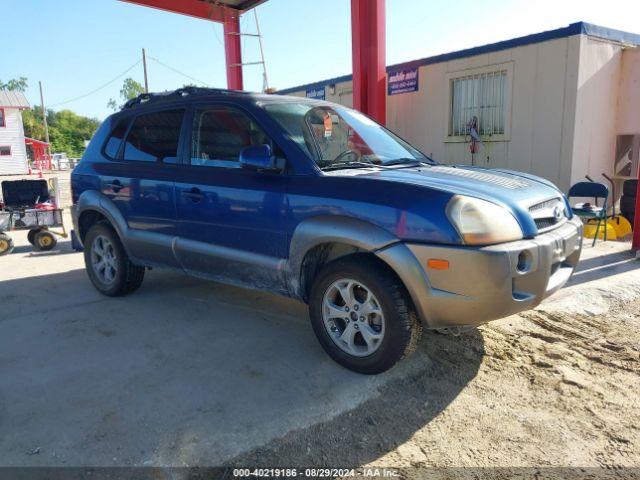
[24,137,51,171]
[118,0,387,125]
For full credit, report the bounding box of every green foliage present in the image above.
[22,107,46,141]
[48,110,101,157]
[0,77,28,92]
[23,106,100,157]
[108,77,145,111]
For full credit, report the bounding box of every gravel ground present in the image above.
[233,246,640,472]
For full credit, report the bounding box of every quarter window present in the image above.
[450,70,506,136]
[123,109,185,163]
[0,146,11,156]
[191,107,272,168]
[104,117,131,159]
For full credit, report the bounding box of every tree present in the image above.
[108,78,145,110]
[47,110,101,157]
[0,77,28,92]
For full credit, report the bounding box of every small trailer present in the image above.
[0,179,68,256]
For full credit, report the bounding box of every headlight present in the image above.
[446,195,523,245]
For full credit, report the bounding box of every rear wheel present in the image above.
[27,229,41,245]
[309,256,422,374]
[0,233,14,256]
[33,230,57,251]
[84,222,145,296]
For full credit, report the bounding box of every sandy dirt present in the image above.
[232,294,640,471]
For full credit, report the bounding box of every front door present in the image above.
[174,105,290,294]
[98,108,186,268]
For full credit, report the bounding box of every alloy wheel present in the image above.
[91,235,118,285]
[322,278,386,357]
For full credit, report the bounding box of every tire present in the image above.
[33,230,57,251]
[308,255,422,374]
[620,195,636,214]
[0,233,14,256]
[623,179,638,197]
[83,222,145,297]
[28,229,41,246]
[623,212,635,227]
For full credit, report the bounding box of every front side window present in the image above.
[0,109,5,127]
[450,70,507,136]
[191,107,272,168]
[263,102,429,170]
[0,146,11,156]
[123,109,184,163]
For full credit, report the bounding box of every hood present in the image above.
[328,165,568,238]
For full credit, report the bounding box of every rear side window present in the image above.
[191,107,273,168]
[123,109,185,163]
[104,117,130,159]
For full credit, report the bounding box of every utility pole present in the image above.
[39,81,50,146]
[142,48,149,93]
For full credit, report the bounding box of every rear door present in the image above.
[174,104,290,293]
[98,108,186,267]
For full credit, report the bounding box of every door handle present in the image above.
[107,179,123,193]
[182,187,204,203]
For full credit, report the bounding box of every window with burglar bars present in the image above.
[449,70,507,137]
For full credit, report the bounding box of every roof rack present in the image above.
[121,86,248,110]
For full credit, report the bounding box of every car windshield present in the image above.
[262,102,433,170]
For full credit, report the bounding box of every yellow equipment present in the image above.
[584,219,617,241]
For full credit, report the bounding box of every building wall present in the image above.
[616,47,640,134]
[0,108,29,175]
[570,37,624,190]
[285,36,584,191]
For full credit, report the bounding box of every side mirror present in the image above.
[239,144,284,172]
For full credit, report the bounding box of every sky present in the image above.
[2,0,639,120]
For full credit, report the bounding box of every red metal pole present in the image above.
[351,0,386,125]
[633,174,640,251]
[223,8,243,90]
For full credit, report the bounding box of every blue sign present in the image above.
[388,68,419,95]
[306,87,326,100]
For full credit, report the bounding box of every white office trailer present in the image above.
[0,90,30,175]
[279,22,640,195]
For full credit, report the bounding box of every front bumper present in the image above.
[377,217,583,328]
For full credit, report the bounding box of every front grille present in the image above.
[529,197,567,232]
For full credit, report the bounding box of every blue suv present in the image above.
[71,88,582,374]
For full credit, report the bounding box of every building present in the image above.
[279,22,640,195]
[0,90,31,175]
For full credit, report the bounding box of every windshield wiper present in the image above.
[383,158,436,167]
[321,161,392,171]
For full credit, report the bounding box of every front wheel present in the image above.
[309,256,422,374]
[33,230,57,251]
[0,233,14,256]
[83,222,145,296]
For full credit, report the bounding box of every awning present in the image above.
[24,137,50,147]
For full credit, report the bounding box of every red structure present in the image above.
[24,137,51,171]
[118,0,387,124]
[633,175,640,252]
[351,0,386,125]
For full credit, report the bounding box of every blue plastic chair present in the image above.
[568,181,609,246]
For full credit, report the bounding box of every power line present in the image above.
[147,57,213,87]
[49,60,142,107]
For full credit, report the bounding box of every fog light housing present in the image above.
[517,250,532,273]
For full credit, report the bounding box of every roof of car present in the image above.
[121,87,321,112]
